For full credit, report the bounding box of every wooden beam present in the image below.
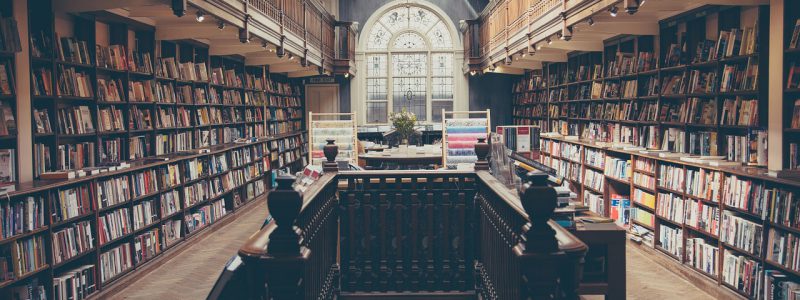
[288,68,321,78]
[509,60,543,70]
[544,41,604,52]
[486,65,525,75]
[156,24,237,40]
[53,0,164,13]
[269,62,306,73]
[127,5,181,18]
[209,44,264,55]
[577,22,659,36]
[523,53,567,62]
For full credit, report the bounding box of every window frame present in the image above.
[363,5,456,124]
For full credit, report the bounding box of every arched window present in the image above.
[362,3,458,123]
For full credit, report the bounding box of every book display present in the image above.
[308,112,357,166]
[442,110,490,168]
[0,2,310,297]
[539,132,800,298]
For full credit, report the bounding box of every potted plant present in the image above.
[389,108,417,147]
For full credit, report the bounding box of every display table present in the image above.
[358,147,443,170]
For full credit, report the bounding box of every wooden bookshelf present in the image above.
[1,4,311,299]
[0,0,21,188]
[513,5,770,167]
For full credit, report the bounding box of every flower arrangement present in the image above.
[389,108,417,143]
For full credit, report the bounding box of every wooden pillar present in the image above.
[768,0,784,172]
[14,0,32,182]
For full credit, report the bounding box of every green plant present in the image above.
[389,108,417,142]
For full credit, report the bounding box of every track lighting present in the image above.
[609,6,618,17]
[587,17,595,26]
[195,10,205,22]
[218,21,226,30]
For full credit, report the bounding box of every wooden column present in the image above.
[768,0,785,172]
[14,0,32,182]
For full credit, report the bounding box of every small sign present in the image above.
[308,76,336,84]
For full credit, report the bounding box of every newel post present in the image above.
[323,139,339,173]
[515,171,564,300]
[474,137,490,171]
[263,176,308,299]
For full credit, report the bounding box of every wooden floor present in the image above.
[111,199,718,299]
[112,200,269,299]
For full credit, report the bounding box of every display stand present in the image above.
[308,112,358,166]
[441,110,490,169]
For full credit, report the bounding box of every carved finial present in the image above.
[323,139,339,173]
[267,175,302,255]
[519,171,558,253]
[474,137,490,171]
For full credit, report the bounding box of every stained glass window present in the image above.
[363,4,456,123]
[392,53,427,77]
[393,32,426,49]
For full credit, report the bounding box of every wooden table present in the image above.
[358,152,443,170]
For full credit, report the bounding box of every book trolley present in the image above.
[308,112,358,166]
[441,109,490,169]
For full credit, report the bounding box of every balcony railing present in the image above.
[463,0,566,71]
[235,142,587,299]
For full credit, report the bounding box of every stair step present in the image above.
[338,291,476,300]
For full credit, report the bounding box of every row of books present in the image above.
[604,157,631,181]
[52,220,94,265]
[0,196,46,240]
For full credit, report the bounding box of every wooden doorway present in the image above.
[306,84,340,119]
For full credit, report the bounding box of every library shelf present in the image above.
[0,265,50,289]
[684,225,719,240]
[0,226,49,246]
[655,245,681,262]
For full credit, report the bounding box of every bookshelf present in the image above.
[784,1,800,169]
[514,6,770,166]
[442,110,490,169]
[538,133,800,298]
[0,4,310,298]
[0,0,22,189]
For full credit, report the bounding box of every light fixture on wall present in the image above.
[218,21,226,30]
[470,70,477,76]
[536,43,542,50]
[546,37,552,45]
[625,0,640,15]
[609,6,619,17]
[288,53,295,60]
[587,17,595,26]
[262,40,268,49]
[195,10,205,22]
[344,73,350,78]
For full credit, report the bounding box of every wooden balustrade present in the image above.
[237,142,586,299]
[238,173,339,300]
[463,0,566,72]
[338,171,478,294]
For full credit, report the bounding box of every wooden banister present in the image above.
[238,172,339,299]
[238,167,586,299]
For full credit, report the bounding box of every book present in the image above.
[790,19,800,49]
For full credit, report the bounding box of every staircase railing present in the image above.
[236,142,587,299]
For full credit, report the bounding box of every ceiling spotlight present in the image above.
[218,21,226,30]
[587,17,595,26]
[625,0,640,14]
[288,53,295,60]
[470,70,477,76]
[546,37,553,45]
[536,43,542,50]
[269,48,275,53]
[344,73,350,78]
[195,11,205,22]
[609,6,618,17]
[262,41,268,49]
[521,52,527,58]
